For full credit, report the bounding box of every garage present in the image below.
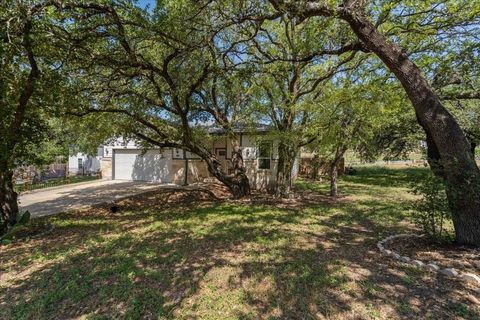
[113,149,172,182]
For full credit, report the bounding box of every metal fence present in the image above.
[14,163,101,192]
[15,175,100,192]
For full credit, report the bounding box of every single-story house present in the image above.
[69,127,299,190]
[68,152,102,176]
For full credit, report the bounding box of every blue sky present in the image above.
[137,0,156,10]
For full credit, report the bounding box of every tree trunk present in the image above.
[311,154,321,180]
[342,11,480,245]
[230,142,251,198]
[424,130,445,178]
[183,157,189,186]
[188,140,250,199]
[329,146,346,198]
[276,142,297,197]
[204,154,250,199]
[0,169,19,236]
[330,163,338,197]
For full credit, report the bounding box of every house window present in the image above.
[173,148,183,159]
[78,158,83,170]
[216,148,227,157]
[258,141,272,169]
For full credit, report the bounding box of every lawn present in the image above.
[1,167,479,319]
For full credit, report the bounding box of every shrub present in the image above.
[410,173,452,242]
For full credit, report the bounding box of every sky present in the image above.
[137,0,156,10]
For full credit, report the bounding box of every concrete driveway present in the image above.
[19,180,168,218]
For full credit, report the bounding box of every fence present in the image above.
[14,164,66,184]
[13,163,101,192]
[15,175,100,193]
[345,159,428,167]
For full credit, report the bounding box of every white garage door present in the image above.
[113,149,172,182]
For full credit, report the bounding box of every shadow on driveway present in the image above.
[18,180,170,217]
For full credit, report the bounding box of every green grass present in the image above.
[1,167,478,319]
[15,175,100,193]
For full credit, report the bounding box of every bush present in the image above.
[410,173,453,242]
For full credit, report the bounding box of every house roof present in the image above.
[207,123,271,135]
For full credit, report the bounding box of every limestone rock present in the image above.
[411,260,424,267]
[440,268,458,277]
[460,273,480,284]
[466,294,480,305]
[426,263,440,271]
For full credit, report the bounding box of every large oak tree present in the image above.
[267,0,480,245]
[0,1,69,235]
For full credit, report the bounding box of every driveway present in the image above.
[19,180,169,218]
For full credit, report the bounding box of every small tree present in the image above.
[411,173,452,242]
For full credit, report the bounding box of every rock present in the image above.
[466,294,480,305]
[384,250,392,255]
[440,268,459,277]
[426,263,440,271]
[400,256,411,263]
[460,273,480,284]
[377,243,384,250]
[411,260,424,267]
[392,253,401,260]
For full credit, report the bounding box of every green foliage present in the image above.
[0,2,75,168]
[410,173,453,242]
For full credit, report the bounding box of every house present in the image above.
[68,127,299,190]
[68,152,102,176]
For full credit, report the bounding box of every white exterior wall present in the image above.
[68,153,101,175]
[241,135,257,160]
[113,149,172,182]
[102,138,139,158]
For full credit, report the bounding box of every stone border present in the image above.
[377,233,480,286]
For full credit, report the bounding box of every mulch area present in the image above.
[106,182,341,212]
[111,182,231,212]
[389,236,480,275]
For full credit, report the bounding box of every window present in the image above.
[258,141,272,169]
[216,148,227,157]
[173,148,183,159]
[78,158,83,170]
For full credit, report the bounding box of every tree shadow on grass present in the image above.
[1,184,479,319]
